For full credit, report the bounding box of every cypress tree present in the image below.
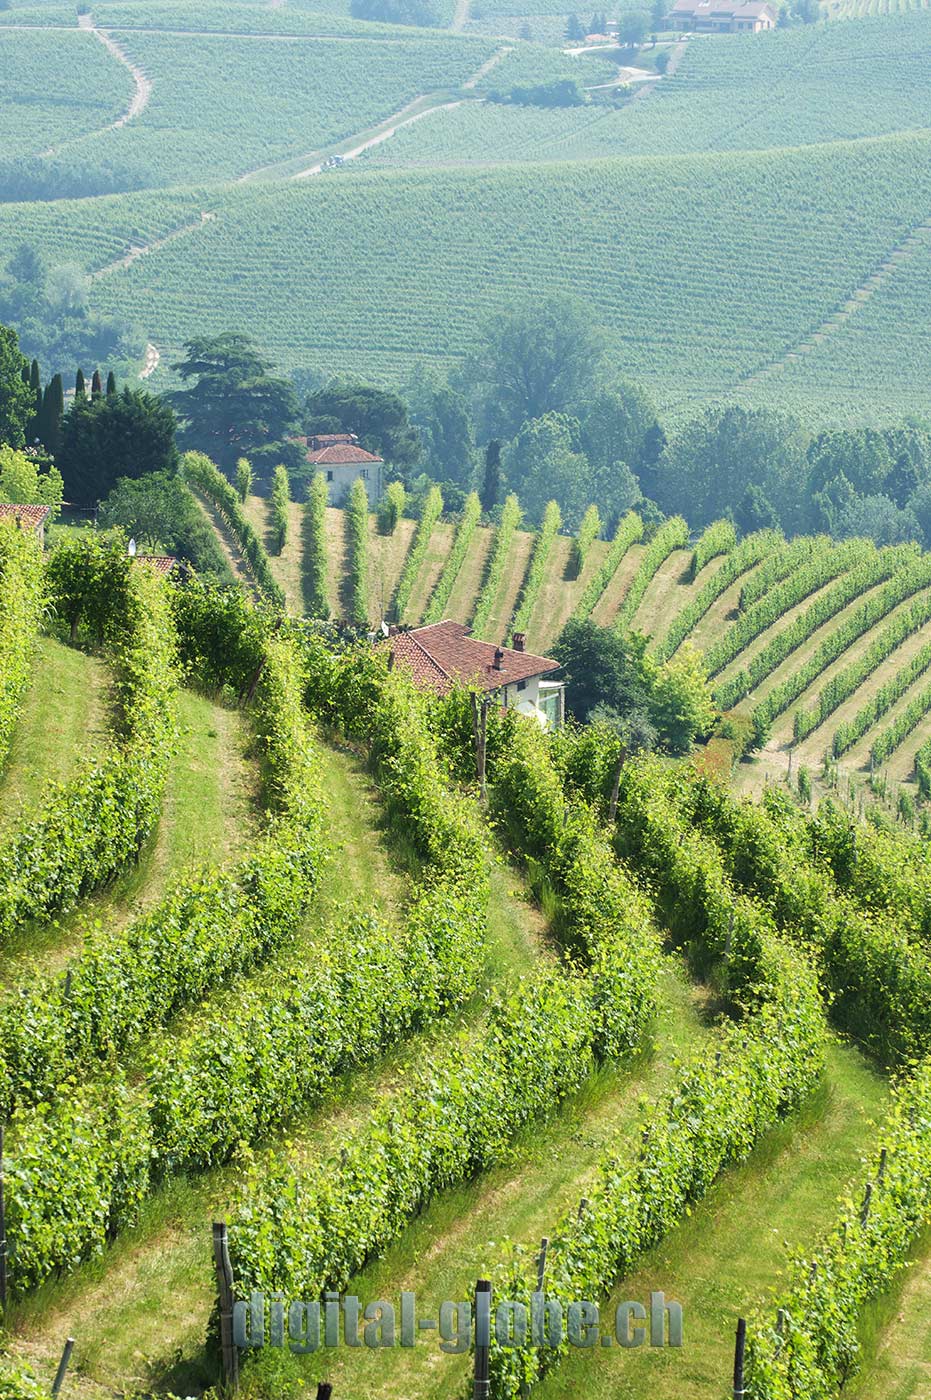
[106,370,117,397]
[74,368,86,401]
[91,368,102,400]
[25,361,42,443]
[20,363,30,388]
[40,374,64,456]
[481,439,502,512]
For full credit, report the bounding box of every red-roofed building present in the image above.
[136,554,179,577]
[667,0,775,28]
[381,620,564,728]
[0,503,51,546]
[302,432,385,507]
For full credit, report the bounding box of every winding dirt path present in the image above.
[90,211,216,282]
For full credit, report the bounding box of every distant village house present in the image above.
[666,0,775,29]
[300,433,384,507]
[381,620,565,729]
[0,503,50,547]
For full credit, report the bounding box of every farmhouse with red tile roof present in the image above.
[301,433,384,507]
[667,0,775,29]
[0,503,51,546]
[382,620,565,728]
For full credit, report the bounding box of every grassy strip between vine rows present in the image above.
[747,1056,931,1398]
[654,527,780,664]
[870,674,931,764]
[737,534,825,612]
[225,700,662,1303]
[346,477,369,627]
[615,515,689,632]
[832,631,931,756]
[393,484,442,624]
[424,490,481,625]
[302,473,330,619]
[750,551,931,737]
[665,767,931,1066]
[794,588,931,742]
[0,631,326,1120]
[687,516,735,582]
[567,503,600,579]
[0,522,44,775]
[471,492,521,637]
[181,449,285,606]
[571,510,642,623]
[0,538,177,947]
[482,745,826,1397]
[716,542,916,713]
[917,737,931,799]
[4,638,487,1296]
[707,537,877,678]
[509,500,561,640]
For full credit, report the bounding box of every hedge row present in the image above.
[0,551,177,947]
[687,516,735,581]
[510,499,561,640]
[707,537,881,678]
[615,515,689,631]
[572,510,642,623]
[750,550,931,735]
[747,1058,931,1398]
[5,648,487,1294]
[566,503,600,579]
[655,527,780,664]
[0,636,325,1118]
[346,478,369,627]
[393,484,442,623]
[870,676,931,765]
[917,737,931,799]
[376,480,405,535]
[471,492,521,638]
[423,490,480,625]
[270,464,290,555]
[737,534,824,612]
[0,521,44,773]
[673,768,931,1066]
[485,757,825,1398]
[181,450,285,606]
[716,543,914,711]
[226,692,661,1301]
[833,633,931,756]
[794,587,931,742]
[302,473,330,620]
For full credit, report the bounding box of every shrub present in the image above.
[236,456,252,503]
[377,480,406,534]
[302,473,330,620]
[0,520,44,773]
[270,463,290,555]
[346,477,369,627]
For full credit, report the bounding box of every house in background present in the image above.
[301,433,384,507]
[667,0,775,29]
[0,503,50,547]
[381,620,565,729]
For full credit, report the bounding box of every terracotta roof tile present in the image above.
[0,503,50,532]
[136,554,178,575]
[383,621,560,697]
[307,443,383,466]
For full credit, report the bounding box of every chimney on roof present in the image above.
[387,624,399,636]
[493,647,504,671]
[512,632,525,653]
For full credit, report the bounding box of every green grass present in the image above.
[0,683,261,983]
[0,635,110,837]
[534,1039,890,1400]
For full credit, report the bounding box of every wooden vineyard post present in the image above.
[212,1222,240,1392]
[473,1278,492,1400]
[0,1125,8,1312]
[470,694,489,803]
[733,1317,747,1399]
[50,1339,75,1398]
[608,747,627,824]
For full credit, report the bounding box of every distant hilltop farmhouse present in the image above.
[298,433,384,507]
[667,0,775,29]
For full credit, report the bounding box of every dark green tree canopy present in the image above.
[99,471,232,578]
[58,387,178,503]
[169,333,298,472]
[456,294,607,441]
[552,617,652,723]
[0,322,32,449]
[304,381,421,467]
